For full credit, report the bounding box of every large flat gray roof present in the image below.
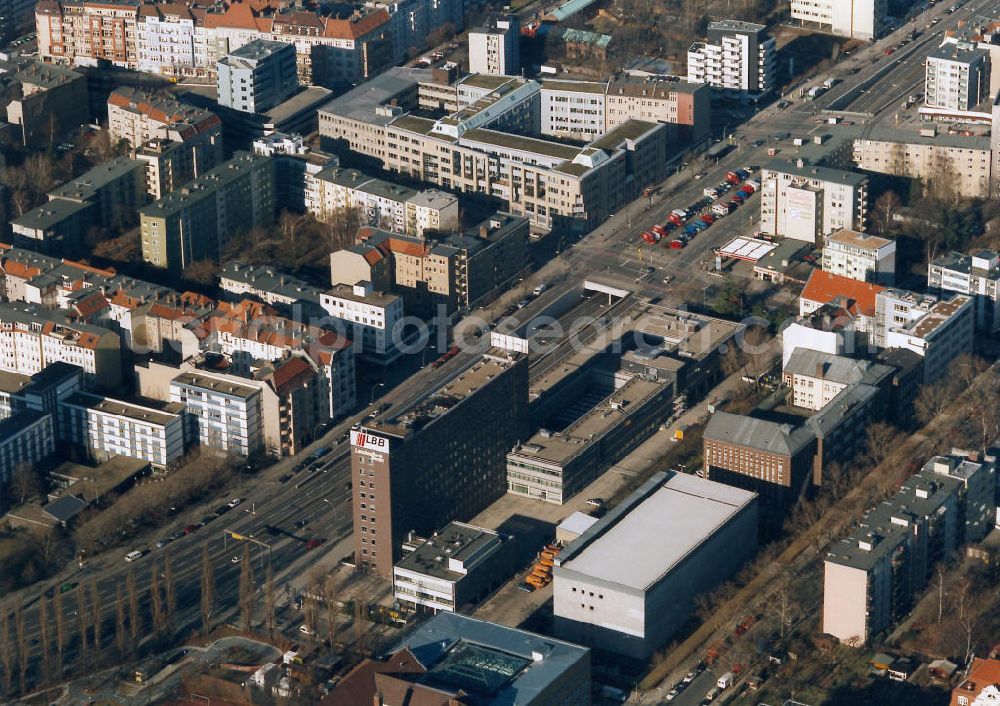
[394,612,589,705]
[557,471,756,591]
[318,67,431,125]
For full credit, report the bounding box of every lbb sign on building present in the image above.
[351,429,391,454]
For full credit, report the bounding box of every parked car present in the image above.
[125,550,143,563]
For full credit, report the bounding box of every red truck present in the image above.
[651,224,669,238]
[667,213,684,226]
[642,231,660,244]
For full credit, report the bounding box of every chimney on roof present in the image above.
[815,362,824,379]
[479,224,488,238]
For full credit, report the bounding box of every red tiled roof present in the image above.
[800,270,885,317]
[387,237,429,258]
[322,648,429,706]
[72,292,110,319]
[202,1,273,30]
[951,658,1000,706]
[270,355,315,395]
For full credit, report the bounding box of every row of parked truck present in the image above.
[640,168,759,250]
[524,543,562,589]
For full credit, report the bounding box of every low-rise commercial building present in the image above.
[326,612,591,706]
[393,521,514,612]
[139,151,274,273]
[169,370,263,457]
[822,229,895,285]
[759,162,869,242]
[790,0,888,40]
[58,392,187,468]
[823,452,996,645]
[553,471,758,659]
[928,249,1000,331]
[687,20,775,94]
[350,348,529,577]
[852,130,993,199]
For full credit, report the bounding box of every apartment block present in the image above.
[10,199,92,256]
[823,452,996,645]
[928,249,1000,331]
[926,42,990,113]
[108,87,222,150]
[0,303,122,389]
[790,0,888,40]
[798,269,885,345]
[58,392,187,467]
[355,213,530,315]
[2,58,89,148]
[553,471,758,659]
[782,348,893,412]
[169,370,263,457]
[319,69,668,233]
[319,283,405,364]
[350,348,529,577]
[217,39,298,114]
[393,521,515,612]
[468,15,519,76]
[605,74,710,141]
[37,0,396,87]
[539,78,606,141]
[759,162,869,242]
[852,130,993,199]
[252,132,337,213]
[822,229,895,285]
[875,290,973,382]
[0,410,56,512]
[311,165,458,237]
[687,20,775,93]
[139,151,275,273]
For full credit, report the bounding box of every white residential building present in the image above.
[0,304,122,390]
[790,0,888,41]
[59,392,187,467]
[311,166,458,237]
[782,348,891,412]
[876,290,974,382]
[823,229,895,285]
[136,4,209,77]
[687,20,775,93]
[925,42,990,113]
[468,15,519,76]
[169,371,263,457]
[319,283,405,364]
[928,249,1000,331]
[759,163,869,243]
[218,262,324,311]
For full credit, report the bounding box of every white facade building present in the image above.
[170,371,264,457]
[59,392,187,467]
[759,163,869,243]
[928,249,1000,331]
[823,229,895,284]
[319,283,405,364]
[553,471,757,660]
[468,15,518,76]
[539,79,607,141]
[687,20,775,93]
[790,0,887,40]
[879,292,973,383]
[925,42,990,113]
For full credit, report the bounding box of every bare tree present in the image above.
[0,606,11,694]
[149,559,164,637]
[955,578,975,665]
[239,545,254,632]
[114,583,126,656]
[937,565,946,625]
[304,593,319,643]
[90,581,101,653]
[38,596,51,682]
[127,569,139,648]
[264,564,276,637]
[864,421,900,468]
[200,546,215,635]
[871,191,902,235]
[965,385,1000,455]
[322,576,339,649]
[75,584,90,664]
[915,379,956,425]
[164,555,176,627]
[15,605,26,694]
[326,206,365,251]
[8,463,43,507]
[54,589,65,674]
